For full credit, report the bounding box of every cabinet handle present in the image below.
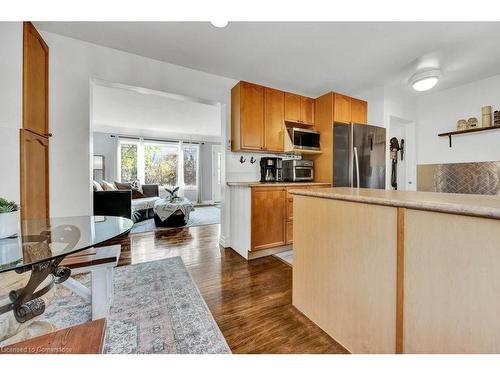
[45,133,53,137]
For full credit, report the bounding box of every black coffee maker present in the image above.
[260,157,283,182]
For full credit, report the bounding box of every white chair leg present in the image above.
[91,268,111,320]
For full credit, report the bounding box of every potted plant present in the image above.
[0,198,19,239]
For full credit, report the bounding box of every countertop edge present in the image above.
[290,189,500,220]
[226,182,331,187]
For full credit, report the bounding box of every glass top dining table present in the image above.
[0,215,133,274]
[0,215,133,323]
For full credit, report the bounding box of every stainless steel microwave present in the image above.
[287,127,320,151]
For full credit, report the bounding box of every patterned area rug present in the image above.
[130,206,220,234]
[43,257,230,354]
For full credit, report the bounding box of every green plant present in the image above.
[0,198,18,213]
[165,187,180,202]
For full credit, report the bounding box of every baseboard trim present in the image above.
[248,245,293,260]
[219,234,230,248]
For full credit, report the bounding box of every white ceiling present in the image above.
[92,83,221,140]
[37,22,500,97]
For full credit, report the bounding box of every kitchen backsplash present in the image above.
[417,161,500,195]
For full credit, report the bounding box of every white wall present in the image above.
[416,74,500,165]
[37,31,236,223]
[92,132,118,182]
[0,22,22,203]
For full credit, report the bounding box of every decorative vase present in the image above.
[0,211,20,239]
[457,119,467,131]
[482,106,492,127]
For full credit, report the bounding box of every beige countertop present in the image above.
[289,187,500,219]
[226,181,331,187]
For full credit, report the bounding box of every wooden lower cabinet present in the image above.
[251,187,287,251]
[286,220,293,244]
[250,184,330,252]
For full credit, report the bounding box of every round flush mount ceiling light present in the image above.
[409,69,441,92]
[210,20,229,28]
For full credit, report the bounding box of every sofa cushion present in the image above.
[115,181,144,199]
[101,181,116,191]
[132,197,161,212]
[93,180,103,192]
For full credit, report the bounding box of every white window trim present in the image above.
[116,138,200,194]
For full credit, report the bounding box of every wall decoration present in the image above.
[456,119,467,131]
[481,106,492,127]
[466,117,478,129]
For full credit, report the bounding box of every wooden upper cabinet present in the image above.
[251,187,287,251]
[333,93,352,124]
[232,82,265,151]
[23,22,49,136]
[285,92,315,125]
[264,87,285,152]
[301,97,315,125]
[284,92,301,123]
[351,98,368,124]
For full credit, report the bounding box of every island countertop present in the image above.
[289,187,500,219]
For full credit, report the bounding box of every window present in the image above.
[182,145,198,188]
[118,139,199,192]
[144,142,178,186]
[119,142,138,182]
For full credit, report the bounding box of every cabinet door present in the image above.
[301,97,315,125]
[351,98,368,124]
[240,82,265,150]
[264,88,285,152]
[251,188,287,251]
[20,129,49,220]
[23,22,49,136]
[286,220,293,244]
[284,92,301,123]
[334,93,352,124]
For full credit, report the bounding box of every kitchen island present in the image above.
[290,187,500,354]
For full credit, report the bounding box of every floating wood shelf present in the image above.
[438,125,500,147]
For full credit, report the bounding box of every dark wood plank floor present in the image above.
[105,224,347,354]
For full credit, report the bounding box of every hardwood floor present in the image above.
[104,224,347,354]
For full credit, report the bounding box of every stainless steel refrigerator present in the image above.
[333,122,386,189]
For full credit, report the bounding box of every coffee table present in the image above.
[153,198,194,227]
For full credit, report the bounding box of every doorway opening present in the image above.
[388,115,416,191]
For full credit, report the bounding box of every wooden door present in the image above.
[23,22,49,136]
[240,82,264,150]
[264,87,284,152]
[351,98,368,124]
[21,22,50,220]
[251,187,286,251]
[284,92,301,123]
[301,97,315,125]
[20,129,49,220]
[333,93,352,123]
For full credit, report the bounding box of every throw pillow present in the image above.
[101,181,116,191]
[93,180,103,192]
[115,181,144,199]
[129,179,143,194]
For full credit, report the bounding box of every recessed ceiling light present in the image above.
[210,20,229,28]
[409,69,441,92]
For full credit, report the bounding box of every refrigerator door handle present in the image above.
[348,126,354,187]
[354,146,360,188]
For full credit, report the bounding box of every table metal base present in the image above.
[0,258,71,323]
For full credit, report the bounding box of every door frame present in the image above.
[211,144,222,203]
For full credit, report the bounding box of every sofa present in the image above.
[94,184,161,223]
